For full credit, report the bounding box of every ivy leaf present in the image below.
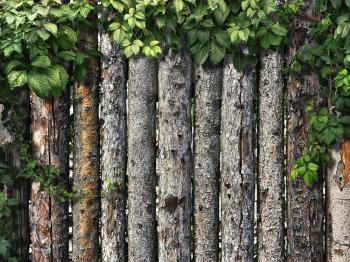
[209,41,225,64]
[174,0,184,13]
[194,44,209,65]
[330,0,342,9]
[44,23,58,36]
[28,70,51,98]
[32,56,51,68]
[7,70,28,88]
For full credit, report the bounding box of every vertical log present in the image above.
[193,65,222,262]
[72,10,100,262]
[30,95,52,262]
[257,50,285,262]
[100,32,127,262]
[221,55,256,262]
[31,94,70,262]
[158,51,192,261]
[287,5,323,262]
[50,92,70,262]
[127,56,157,262]
[286,1,324,261]
[5,89,30,261]
[327,141,350,262]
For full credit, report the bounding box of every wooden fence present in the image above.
[2,17,350,262]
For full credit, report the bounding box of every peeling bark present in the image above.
[30,95,52,262]
[221,55,256,262]
[72,11,100,262]
[100,32,127,262]
[4,90,30,261]
[327,141,350,262]
[257,50,285,262]
[286,1,324,260]
[193,65,222,262]
[127,56,157,262]
[158,51,192,262]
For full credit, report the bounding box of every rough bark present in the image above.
[30,95,52,262]
[327,141,350,262]
[4,90,30,261]
[158,50,192,262]
[72,12,100,262]
[127,56,157,262]
[257,50,285,262]
[100,32,127,262]
[31,94,70,262]
[286,1,324,260]
[50,93,70,262]
[221,55,256,262]
[193,65,222,262]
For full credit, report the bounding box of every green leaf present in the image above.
[28,70,51,98]
[37,29,51,41]
[73,65,87,82]
[58,51,76,61]
[194,44,209,65]
[209,41,225,64]
[5,60,25,74]
[330,0,342,9]
[32,56,51,68]
[174,0,184,13]
[271,23,288,37]
[44,23,58,36]
[214,31,230,48]
[112,29,126,44]
[8,70,28,88]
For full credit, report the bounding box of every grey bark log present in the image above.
[286,1,324,261]
[193,65,222,262]
[50,93,70,262]
[72,14,100,261]
[327,141,350,262]
[127,56,157,262]
[100,32,127,262]
[5,89,30,261]
[257,50,285,262]
[158,51,192,262]
[30,95,52,262]
[221,55,256,262]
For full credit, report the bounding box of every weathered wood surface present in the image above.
[127,56,157,262]
[72,11,100,261]
[257,50,285,262]
[327,141,350,262]
[30,95,52,262]
[100,31,127,262]
[286,1,324,260]
[221,55,256,262]
[4,90,30,261]
[158,51,192,262]
[193,65,222,262]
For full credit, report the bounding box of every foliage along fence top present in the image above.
[1,0,350,261]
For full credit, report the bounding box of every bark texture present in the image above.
[193,65,222,262]
[31,94,69,262]
[5,90,30,261]
[72,13,100,262]
[286,1,324,261]
[127,56,157,262]
[50,93,70,262]
[221,55,255,262]
[100,32,127,262]
[257,50,285,262]
[327,141,350,262]
[30,95,52,262]
[158,51,192,262]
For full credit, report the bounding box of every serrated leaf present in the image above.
[44,23,58,36]
[5,60,25,74]
[209,41,225,64]
[194,44,209,65]
[28,70,51,98]
[32,56,51,68]
[214,31,230,48]
[8,70,28,88]
[58,51,76,61]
